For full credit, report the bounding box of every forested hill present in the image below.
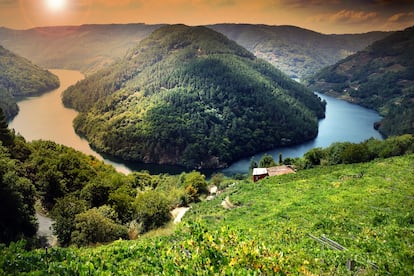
[0,45,59,120]
[209,24,389,80]
[62,24,326,169]
[308,26,414,137]
[0,24,163,75]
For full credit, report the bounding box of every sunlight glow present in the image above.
[45,0,67,12]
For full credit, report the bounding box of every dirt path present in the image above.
[171,207,190,224]
[36,212,57,246]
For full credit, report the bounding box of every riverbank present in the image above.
[10,70,383,176]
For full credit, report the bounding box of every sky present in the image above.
[0,0,413,34]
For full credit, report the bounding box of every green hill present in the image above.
[308,26,414,137]
[209,24,389,80]
[62,24,325,169]
[2,153,412,274]
[0,45,59,120]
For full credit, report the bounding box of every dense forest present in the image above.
[209,24,389,80]
[63,25,326,169]
[0,45,59,120]
[0,107,212,247]
[308,26,414,137]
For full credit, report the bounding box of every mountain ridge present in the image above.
[0,23,390,79]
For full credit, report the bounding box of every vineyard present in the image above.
[1,154,413,275]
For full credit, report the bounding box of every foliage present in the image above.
[133,190,171,233]
[1,154,413,274]
[0,45,59,121]
[51,195,88,246]
[258,153,277,168]
[181,171,208,203]
[308,26,414,137]
[0,147,37,244]
[300,135,414,168]
[71,206,128,246]
[63,24,326,169]
[0,111,37,244]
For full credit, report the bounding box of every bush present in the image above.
[71,207,128,246]
[258,154,276,168]
[134,190,171,232]
[182,171,208,202]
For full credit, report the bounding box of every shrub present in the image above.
[71,207,128,246]
[134,190,171,232]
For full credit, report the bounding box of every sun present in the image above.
[45,0,67,12]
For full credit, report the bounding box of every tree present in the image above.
[109,190,135,224]
[248,157,258,174]
[51,195,87,246]
[71,207,128,246]
[0,107,13,147]
[182,171,208,202]
[259,154,277,168]
[133,190,171,233]
[304,147,325,166]
[341,143,370,164]
[0,147,37,244]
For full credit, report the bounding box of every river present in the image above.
[9,69,383,175]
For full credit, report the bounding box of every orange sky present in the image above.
[0,0,413,34]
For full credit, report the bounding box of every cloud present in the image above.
[330,9,378,23]
[388,12,414,23]
[277,0,338,8]
[311,9,379,25]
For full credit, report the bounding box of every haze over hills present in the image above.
[0,24,389,79]
[0,45,59,120]
[0,24,163,75]
[62,24,326,169]
[209,24,390,80]
[308,26,414,137]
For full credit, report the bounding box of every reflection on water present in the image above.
[9,69,132,174]
[223,93,383,175]
[10,70,383,176]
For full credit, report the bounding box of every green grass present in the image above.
[1,155,413,275]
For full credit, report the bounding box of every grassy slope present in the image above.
[2,154,413,274]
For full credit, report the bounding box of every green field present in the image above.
[1,154,413,275]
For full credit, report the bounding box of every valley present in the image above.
[0,12,413,275]
[10,69,383,175]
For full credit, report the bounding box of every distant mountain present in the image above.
[209,24,390,80]
[0,24,163,75]
[0,45,59,120]
[1,24,389,79]
[62,25,325,169]
[308,26,414,136]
